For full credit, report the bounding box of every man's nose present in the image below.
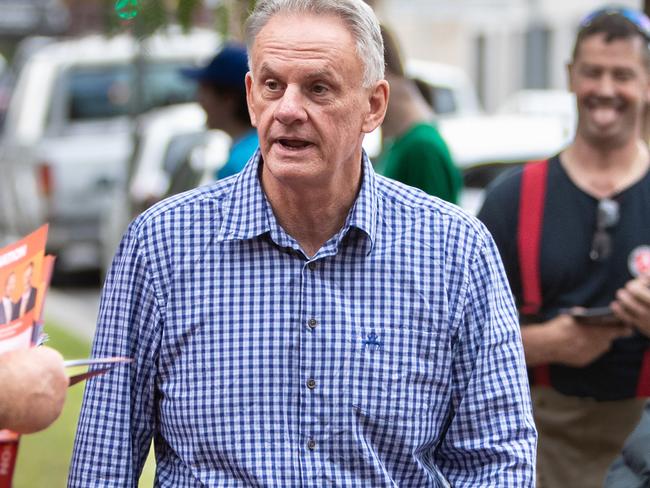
[595,73,616,97]
[274,85,308,125]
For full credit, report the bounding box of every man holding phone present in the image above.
[478,7,650,488]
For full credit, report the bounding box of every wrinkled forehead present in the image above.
[249,12,358,69]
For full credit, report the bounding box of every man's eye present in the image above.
[265,80,280,91]
[312,84,328,95]
[614,71,634,82]
[582,68,601,78]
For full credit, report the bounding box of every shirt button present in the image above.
[308,262,316,271]
[307,318,318,329]
[306,378,316,389]
[307,438,316,450]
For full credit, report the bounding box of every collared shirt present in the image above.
[69,152,536,487]
[0,296,13,323]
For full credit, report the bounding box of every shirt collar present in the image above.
[216,149,270,242]
[343,152,378,254]
[217,151,378,254]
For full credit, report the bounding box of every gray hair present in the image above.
[245,0,384,87]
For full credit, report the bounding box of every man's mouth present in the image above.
[584,97,625,126]
[585,96,624,112]
[276,138,313,150]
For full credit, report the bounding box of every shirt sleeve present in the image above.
[68,219,163,487]
[435,231,537,486]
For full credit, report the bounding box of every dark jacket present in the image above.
[604,402,650,488]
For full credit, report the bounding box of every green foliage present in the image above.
[101,0,259,39]
[177,0,203,31]
[214,2,230,37]
[136,0,168,35]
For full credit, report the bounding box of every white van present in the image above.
[0,28,220,271]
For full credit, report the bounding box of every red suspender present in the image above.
[518,160,551,386]
[518,160,547,315]
[637,351,650,396]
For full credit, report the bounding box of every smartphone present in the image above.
[561,306,620,326]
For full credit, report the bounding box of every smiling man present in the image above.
[68,1,535,486]
[478,7,650,488]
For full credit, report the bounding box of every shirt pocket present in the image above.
[346,325,448,423]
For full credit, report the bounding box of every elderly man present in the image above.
[69,1,536,486]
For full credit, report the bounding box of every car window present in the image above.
[65,61,197,121]
[431,86,456,115]
[162,131,207,175]
[412,78,457,116]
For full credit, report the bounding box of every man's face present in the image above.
[246,13,387,189]
[197,84,227,130]
[23,265,33,289]
[5,273,16,297]
[569,33,650,148]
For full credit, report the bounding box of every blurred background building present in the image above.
[0,0,643,112]
[0,0,645,277]
[373,0,640,111]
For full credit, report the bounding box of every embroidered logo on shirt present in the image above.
[362,332,381,351]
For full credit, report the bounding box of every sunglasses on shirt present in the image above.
[590,197,620,262]
[579,6,650,42]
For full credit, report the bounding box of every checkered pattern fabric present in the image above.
[68,153,536,487]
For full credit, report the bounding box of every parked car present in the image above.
[99,103,230,272]
[0,0,69,37]
[0,28,220,271]
[497,88,576,141]
[406,59,482,117]
[398,60,574,214]
[0,37,57,133]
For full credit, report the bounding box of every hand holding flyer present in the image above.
[65,357,134,386]
[0,225,132,487]
[0,225,54,487]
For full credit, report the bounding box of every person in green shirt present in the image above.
[376,26,462,204]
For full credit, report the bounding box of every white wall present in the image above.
[374,0,641,111]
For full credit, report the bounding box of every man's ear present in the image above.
[362,79,389,134]
[245,72,257,127]
[567,62,576,94]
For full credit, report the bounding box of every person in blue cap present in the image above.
[182,42,258,179]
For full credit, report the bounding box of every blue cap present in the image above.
[180,42,249,87]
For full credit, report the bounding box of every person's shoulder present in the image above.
[401,122,446,146]
[129,177,236,237]
[476,164,524,224]
[484,164,525,197]
[376,174,488,239]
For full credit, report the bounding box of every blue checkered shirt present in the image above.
[69,152,536,487]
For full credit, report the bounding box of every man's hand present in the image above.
[611,276,650,337]
[0,347,69,434]
[522,313,633,367]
